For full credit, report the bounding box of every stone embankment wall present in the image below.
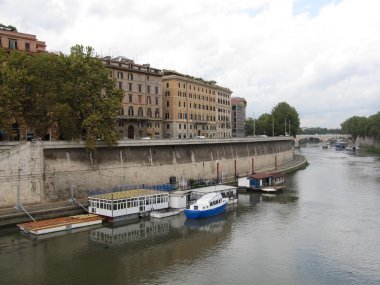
[0,138,293,208]
[356,137,380,148]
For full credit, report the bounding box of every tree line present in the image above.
[0,45,123,149]
[245,102,300,137]
[341,112,380,141]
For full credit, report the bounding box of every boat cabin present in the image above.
[88,189,169,222]
[238,172,285,190]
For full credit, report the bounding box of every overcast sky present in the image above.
[1,0,380,128]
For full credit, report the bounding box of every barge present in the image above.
[17,214,103,235]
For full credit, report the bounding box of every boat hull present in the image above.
[185,202,227,219]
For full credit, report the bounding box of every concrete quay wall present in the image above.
[0,138,294,208]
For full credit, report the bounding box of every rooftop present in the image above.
[89,189,167,200]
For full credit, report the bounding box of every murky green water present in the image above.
[1,144,380,285]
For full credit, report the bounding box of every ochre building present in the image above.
[103,56,163,139]
[162,70,232,139]
[0,26,46,53]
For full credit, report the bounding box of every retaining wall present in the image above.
[0,138,293,207]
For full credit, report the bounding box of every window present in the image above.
[129,94,133,103]
[147,75,150,81]
[138,107,143,117]
[128,73,133,80]
[147,85,151,94]
[155,97,159,105]
[118,82,123,90]
[166,82,169,88]
[128,83,132,91]
[25,42,30,52]
[147,96,151,104]
[138,84,142,92]
[179,124,181,129]
[167,124,170,129]
[155,87,159,94]
[155,108,160,118]
[117,72,123,79]
[138,95,142,104]
[128,107,134,116]
[9,39,17,49]
[147,108,152,118]
[166,101,169,107]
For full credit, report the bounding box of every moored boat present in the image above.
[185,192,228,219]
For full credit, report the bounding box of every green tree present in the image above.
[271,102,300,136]
[341,116,368,141]
[0,45,123,149]
[0,49,29,137]
[245,118,254,136]
[367,112,380,139]
[61,45,123,148]
[256,113,273,136]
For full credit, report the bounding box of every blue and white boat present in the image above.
[184,192,228,219]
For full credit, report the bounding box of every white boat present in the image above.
[185,192,228,219]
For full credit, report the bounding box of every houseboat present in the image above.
[88,189,169,222]
[238,172,286,192]
[184,192,228,219]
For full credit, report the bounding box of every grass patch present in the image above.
[364,147,380,155]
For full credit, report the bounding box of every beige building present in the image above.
[0,25,46,53]
[162,70,232,139]
[102,56,163,139]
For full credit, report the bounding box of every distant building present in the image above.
[0,25,46,53]
[162,70,232,139]
[102,56,163,139]
[231,97,247,137]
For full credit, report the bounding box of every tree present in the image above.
[341,116,368,141]
[271,102,300,136]
[367,112,380,139]
[0,49,29,137]
[245,118,254,136]
[61,45,123,148]
[0,45,123,149]
[256,113,273,136]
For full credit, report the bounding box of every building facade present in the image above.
[0,26,46,53]
[231,97,247,137]
[102,56,163,139]
[162,70,232,139]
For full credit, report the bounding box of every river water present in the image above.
[1,144,380,285]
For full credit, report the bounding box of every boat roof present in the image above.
[191,185,237,195]
[249,172,272,179]
[196,192,221,205]
[89,189,166,200]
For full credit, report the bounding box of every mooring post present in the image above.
[234,159,237,178]
[275,155,278,170]
[217,161,219,183]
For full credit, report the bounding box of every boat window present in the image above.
[113,204,117,210]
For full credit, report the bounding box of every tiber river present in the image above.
[1,144,380,285]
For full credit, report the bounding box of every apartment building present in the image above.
[102,56,163,139]
[231,97,247,137]
[162,70,232,139]
[0,25,46,53]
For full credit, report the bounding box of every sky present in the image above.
[1,0,380,128]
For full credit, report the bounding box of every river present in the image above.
[1,144,380,285]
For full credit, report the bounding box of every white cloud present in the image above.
[1,0,379,128]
